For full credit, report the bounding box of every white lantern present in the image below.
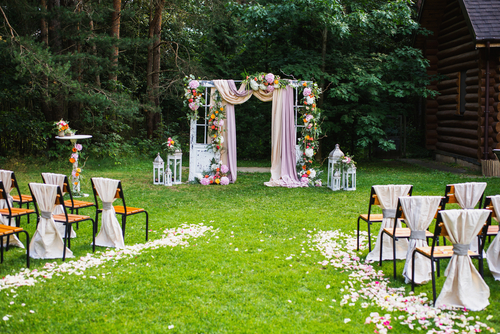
[327,144,344,191]
[167,150,182,184]
[165,169,173,186]
[342,165,356,191]
[153,153,164,185]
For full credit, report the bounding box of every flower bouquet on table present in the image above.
[55,119,71,136]
[184,75,205,120]
[196,158,230,185]
[163,136,181,155]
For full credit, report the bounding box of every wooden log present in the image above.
[465,103,480,111]
[440,35,473,51]
[466,85,479,94]
[436,142,478,159]
[438,94,459,104]
[480,98,496,106]
[478,125,494,136]
[441,87,459,95]
[495,132,500,142]
[426,115,438,123]
[437,41,476,60]
[440,60,479,74]
[477,147,494,160]
[425,39,439,49]
[438,26,470,45]
[437,127,477,139]
[465,94,479,103]
[464,111,478,120]
[479,78,496,86]
[479,137,495,146]
[436,110,459,120]
[427,130,438,139]
[437,50,480,68]
[479,118,495,127]
[427,123,438,130]
[480,86,496,97]
[438,135,477,149]
[466,76,479,85]
[467,68,480,77]
[427,85,438,91]
[438,119,478,129]
[478,106,496,116]
[426,100,439,109]
[495,122,500,133]
[426,109,438,116]
[438,104,458,111]
[437,78,459,90]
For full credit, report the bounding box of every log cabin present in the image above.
[415,0,500,167]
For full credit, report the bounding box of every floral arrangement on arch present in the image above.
[297,81,323,187]
[242,72,288,93]
[207,90,226,155]
[184,75,205,120]
[163,136,181,154]
[196,158,230,185]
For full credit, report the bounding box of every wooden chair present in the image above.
[91,178,149,241]
[29,183,96,261]
[444,184,485,208]
[10,172,35,225]
[42,173,96,229]
[379,196,446,279]
[411,210,490,306]
[0,180,36,229]
[0,224,30,268]
[357,185,413,251]
[483,196,499,242]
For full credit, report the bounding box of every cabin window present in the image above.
[459,70,466,115]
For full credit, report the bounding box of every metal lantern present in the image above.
[327,144,344,191]
[165,169,173,186]
[153,153,164,185]
[167,150,182,185]
[342,165,357,191]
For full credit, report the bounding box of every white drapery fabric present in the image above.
[29,183,73,259]
[453,182,487,254]
[400,196,442,284]
[41,173,76,239]
[486,195,500,280]
[0,170,24,248]
[266,88,283,186]
[435,209,490,311]
[366,185,412,262]
[92,178,125,248]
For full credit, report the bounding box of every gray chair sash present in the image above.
[410,230,426,240]
[382,209,396,219]
[453,243,470,256]
[41,211,52,219]
[102,202,113,210]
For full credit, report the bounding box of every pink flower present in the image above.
[220,176,229,185]
[71,153,78,161]
[200,178,210,185]
[265,73,275,84]
[267,85,275,92]
[221,165,229,174]
[303,88,312,96]
[218,120,224,126]
[75,144,83,151]
[189,102,199,111]
[188,80,199,89]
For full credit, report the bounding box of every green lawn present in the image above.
[0,158,499,333]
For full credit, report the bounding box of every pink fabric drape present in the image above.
[279,86,303,187]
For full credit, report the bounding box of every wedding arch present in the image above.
[184,73,322,187]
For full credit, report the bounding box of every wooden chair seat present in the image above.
[114,206,145,215]
[12,194,33,203]
[359,213,383,221]
[53,214,92,223]
[382,227,433,238]
[64,199,94,209]
[416,245,478,258]
[0,207,35,217]
[487,225,498,235]
[0,225,25,233]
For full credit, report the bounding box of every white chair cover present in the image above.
[0,170,24,248]
[366,185,411,262]
[486,195,500,280]
[435,209,490,311]
[42,173,76,239]
[453,182,487,254]
[400,196,442,284]
[93,178,125,248]
[29,183,73,259]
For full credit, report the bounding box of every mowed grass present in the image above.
[1,158,499,333]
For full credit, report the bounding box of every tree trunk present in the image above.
[146,0,165,139]
[109,0,121,83]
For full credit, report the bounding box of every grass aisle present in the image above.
[0,159,499,333]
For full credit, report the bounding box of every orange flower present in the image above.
[69,158,76,163]
[304,101,307,105]
[211,114,215,119]
[274,79,279,84]
[312,104,316,108]
[75,172,80,177]
[302,165,306,170]
[74,182,78,186]
[220,107,223,111]
[302,82,307,87]
[307,170,311,175]
[72,147,77,152]
[215,110,219,114]
[216,168,220,172]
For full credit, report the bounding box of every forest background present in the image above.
[0,0,437,163]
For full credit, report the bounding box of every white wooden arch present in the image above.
[188,80,306,181]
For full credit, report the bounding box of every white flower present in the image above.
[195,173,203,180]
[250,80,259,91]
[219,136,224,144]
[274,83,280,89]
[259,84,266,91]
[305,148,314,158]
[211,164,218,171]
[309,169,316,179]
[306,96,314,105]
